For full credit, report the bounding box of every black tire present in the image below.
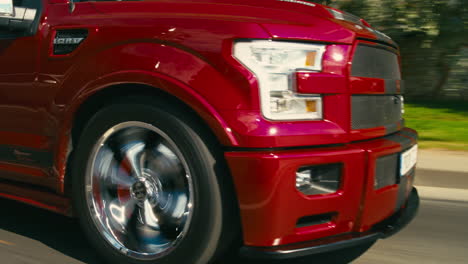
[71,97,239,264]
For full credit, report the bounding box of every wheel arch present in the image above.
[60,81,236,196]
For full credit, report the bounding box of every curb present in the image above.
[414,168,468,189]
[418,150,468,173]
[416,186,468,203]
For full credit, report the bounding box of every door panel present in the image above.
[0,0,53,188]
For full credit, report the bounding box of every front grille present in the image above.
[351,44,400,80]
[350,43,403,133]
[351,95,402,130]
[375,153,398,189]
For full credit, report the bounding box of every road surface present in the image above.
[1,152,467,263]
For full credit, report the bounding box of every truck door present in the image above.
[0,0,52,186]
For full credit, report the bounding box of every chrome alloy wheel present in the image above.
[85,121,194,260]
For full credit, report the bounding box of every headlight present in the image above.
[233,40,326,120]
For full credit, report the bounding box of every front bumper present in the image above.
[225,128,418,249]
[240,187,419,259]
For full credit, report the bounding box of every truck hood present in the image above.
[203,0,395,45]
[94,0,394,45]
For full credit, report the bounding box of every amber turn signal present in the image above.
[306,100,317,113]
[305,51,317,67]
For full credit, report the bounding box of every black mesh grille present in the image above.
[375,153,398,189]
[351,45,401,80]
[351,95,402,130]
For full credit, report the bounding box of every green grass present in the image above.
[404,100,468,151]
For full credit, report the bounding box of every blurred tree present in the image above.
[315,0,468,100]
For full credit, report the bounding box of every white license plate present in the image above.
[400,145,418,176]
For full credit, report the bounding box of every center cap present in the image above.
[131,181,148,201]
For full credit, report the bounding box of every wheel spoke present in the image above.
[142,200,160,230]
[123,204,145,252]
[110,139,146,179]
[107,199,136,232]
[153,208,181,240]
[95,145,136,188]
[147,143,184,182]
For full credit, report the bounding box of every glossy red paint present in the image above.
[226,146,366,246]
[296,44,351,94]
[0,181,71,215]
[350,77,386,94]
[226,128,417,247]
[0,0,417,251]
[350,76,404,94]
[0,131,50,149]
[357,128,418,231]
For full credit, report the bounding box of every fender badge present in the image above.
[53,37,85,45]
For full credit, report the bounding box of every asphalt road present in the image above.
[1,168,467,264]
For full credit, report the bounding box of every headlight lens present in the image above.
[233,40,326,120]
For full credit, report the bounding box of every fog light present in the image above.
[296,164,342,195]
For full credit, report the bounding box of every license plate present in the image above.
[400,145,418,176]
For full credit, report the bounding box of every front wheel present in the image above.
[71,99,237,264]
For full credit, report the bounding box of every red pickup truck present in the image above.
[0,0,419,263]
